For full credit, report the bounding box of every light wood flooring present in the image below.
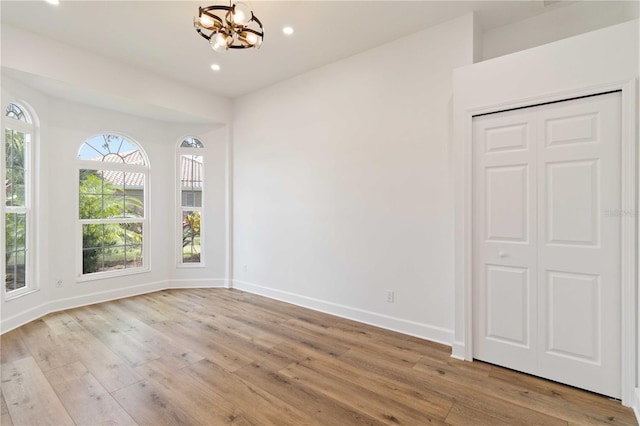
[0,288,636,425]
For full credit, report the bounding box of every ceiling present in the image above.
[1,1,571,99]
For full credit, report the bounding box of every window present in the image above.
[178,137,204,266]
[3,102,35,297]
[77,134,148,279]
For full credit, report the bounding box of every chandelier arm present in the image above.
[250,12,263,30]
[200,5,232,13]
[243,28,263,38]
[195,28,212,42]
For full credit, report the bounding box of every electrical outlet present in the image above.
[386,290,394,303]
[56,279,63,288]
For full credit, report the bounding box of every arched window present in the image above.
[177,137,204,266]
[3,102,35,297]
[77,134,149,278]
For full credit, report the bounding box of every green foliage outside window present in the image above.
[79,171,144,274]
[5,129,27,291]
[182,211,201,263]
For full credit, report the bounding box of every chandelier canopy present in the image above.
[194,2,264,52]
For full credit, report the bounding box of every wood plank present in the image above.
[1,357,74,425]
[445,401,528,426]
[1,413,13,426]
[133,359,247,425]
[413,356,635,425]
[234,361,387,425]
[184,358,311,426]
[0,388,12,426]
[281,361,448,424]
[159,312,296,371]
[274,340,453,419]
[68,306,160,367]
[0,330,31,364]
[340,348,568,426]
[57,330,143,393]
[44,361,137,425]
[231,312,352,360]
[41,311,84,335]
[190,309,286,349]
[112,380,201,426]
[89,303,204,368]
[414,352,493,381]
[0,388,8,415]
[18,319,78,372]
[283,315,428,365]
[487,364,637,425]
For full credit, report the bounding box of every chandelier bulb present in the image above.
[210,33,229,52]
[247,33,258,45]
[215,32,230,46]
[199,14,215,29]
[232,2,251,26]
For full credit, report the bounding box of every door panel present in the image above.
[486,265,530,346]
[473,109,538,375]
[537,93,621,398]
[473,92,621,398]
[485,165,529,242]
[546,159,600,246]
[485,123,529,153]
[545,113,598,147]
[546,271,600,362]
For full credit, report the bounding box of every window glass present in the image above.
[178,138,204,266]
[78,134,148,278]
[3,103,33,296]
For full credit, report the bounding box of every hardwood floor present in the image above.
[0,288,636,425]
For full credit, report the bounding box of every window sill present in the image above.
[4,288,40,302]
[176,263,206,269]
[77,267,150,283]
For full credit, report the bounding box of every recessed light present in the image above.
[45,0,59,4]
[211,64,221,71]
[282,26,294,36]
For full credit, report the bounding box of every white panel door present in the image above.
[472,92,622,398]
[536,93,621,397]
[472,109,538,375]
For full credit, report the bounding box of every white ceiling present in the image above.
[1,1,570,99]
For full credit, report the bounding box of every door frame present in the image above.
[454,78,637,406]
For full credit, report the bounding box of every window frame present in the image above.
[176,137,205,268]
[2,102,37,300]
[76,133,150,281]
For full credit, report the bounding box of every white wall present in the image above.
[231,14,475,343]
[0,74,230,332]
[482,1,638,60]
[453,20,638,406]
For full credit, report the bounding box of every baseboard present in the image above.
[166,278,230,289]
[233,279,453,346]
[0,302,50,334]
[47,280,167,314]
[451,341,468,360]
[1,278,231,334]
[633,388,640,424]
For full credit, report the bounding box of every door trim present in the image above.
[454,79,637,406]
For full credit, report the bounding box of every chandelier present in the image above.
[194,2,264,52]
